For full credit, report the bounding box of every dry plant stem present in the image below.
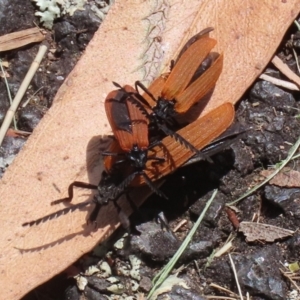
[259,73,300,91]
[0,45,47,146]
[173,219,187,232]
[280,269,300,292]
[0,59,16,128]
[148,190,217,299]
[0,27,44,52]
[229,254,243,300]
[206,297,239,300]
[272,55,300,86]
[209,283,240,298]
[214,240,233,257]
[293,48,300,74]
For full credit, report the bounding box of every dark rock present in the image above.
[0,0,36,35]
[17,104,44,132]
[86,276,110,292]
[190,192,225,227]
[67,5,101,50]
[234,246,287,300]
[64,285,80,300]
[187,241,213,258]
[131,221,214,262]
[288,233,300,258]
[53,21,76,43]
[204,257,232,287]
[9,49,37,83]
[264,185,300,217]
[237,99,290,165]
[231,141,254,175]
[250,81,295,111]
[131,221,180,261]
[0,136,26,178]
[84,286,107,300]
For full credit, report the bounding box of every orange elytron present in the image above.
[131,28,223,154]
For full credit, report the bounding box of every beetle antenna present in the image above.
[112,81,123,89]
[141,172,168,199]
[22,201,92,227]
[158,124,212,162]
[135,81,157,104]
[127,96,151,118]
[112,172,137,197]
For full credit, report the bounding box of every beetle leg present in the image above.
[140,172,168,199]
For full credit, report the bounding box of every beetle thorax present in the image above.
[154,98,177,121]
[127,145,148,169]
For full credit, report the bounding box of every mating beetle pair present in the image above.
[22,28,234,227]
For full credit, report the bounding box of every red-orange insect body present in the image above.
[104,85,166,198]
[134,31,223,153]
[22,29,235,228]
[105,85,149,152]
[105,85,148,172]
[22,102,235,227]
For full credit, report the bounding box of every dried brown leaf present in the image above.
[261,168,300,187]
[0,27,44,52]
[239,221,294,242]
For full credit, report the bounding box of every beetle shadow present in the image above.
[18,135,122,252]
[72,134,119,229]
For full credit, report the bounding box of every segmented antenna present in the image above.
[135,81,158,106]
[129,100,150,119]
[158,124,212,163]
[113,81,152,118]
[114,172,136,195]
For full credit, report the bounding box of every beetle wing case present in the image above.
[105,85,149,152]
[161,36,216,101]
[132,102,235,186]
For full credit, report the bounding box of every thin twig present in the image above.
[259,74,299,91]
[0,59,16,129]
[292,48,300,75]
[229,254,243,300]
[209,283,240,298]
[22,86,44,107]
[294,20,300,31]
[0,45,47,146]
[272,55,300,87]
[280,268,300,293]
